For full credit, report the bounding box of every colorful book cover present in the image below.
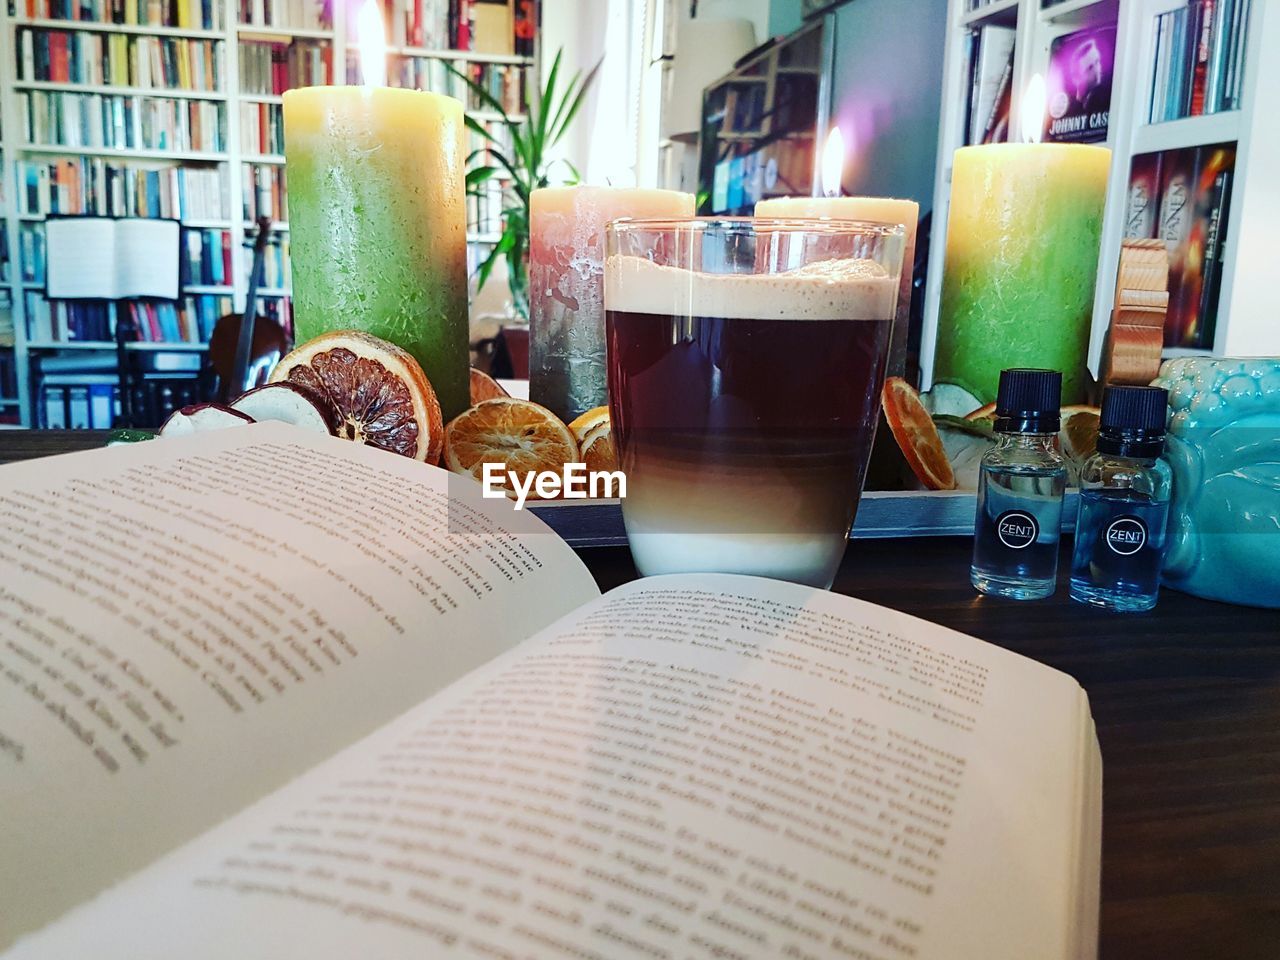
[1160,144,1236,348]
[1045,24,1116,143]
[1125,153,1163,240]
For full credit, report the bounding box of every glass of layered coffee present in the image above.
[604,218,905,588]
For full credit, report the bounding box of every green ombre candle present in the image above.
[282,85,470,419]
[934,142,1110,404]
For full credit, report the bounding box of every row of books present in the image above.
[242,162,286,220]
[20,90,226,153]
[247,235,291,288]
[16,0,223,31]
[1126,144,1235,350]
[1150,0,1251,122]
[238,39,331,94]
[380,57,525,115]
[40,381,119,430]
[182,228,232,285]
[24,291,230,343]
[16,29,224,92]
[405,0,534,56]
[238,101,282,155]
[237,0,329,30]
[16,156,228,219]
[962,25,1014,145]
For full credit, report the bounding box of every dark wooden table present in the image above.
[2,431,1278,959]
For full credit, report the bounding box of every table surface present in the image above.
[2,431,1278,960]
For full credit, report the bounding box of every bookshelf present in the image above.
[0,0,536,428]
[921,0,1278,389]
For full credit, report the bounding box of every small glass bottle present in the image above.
[971,369,1067,600]
[1070,385,1172,612]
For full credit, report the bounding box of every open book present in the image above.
[44,217,180,300]
[0,424,1101,960]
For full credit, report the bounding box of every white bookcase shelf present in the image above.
[0,0,536,427]
[922,0,1277,390]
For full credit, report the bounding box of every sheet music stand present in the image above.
[43,216,181,428]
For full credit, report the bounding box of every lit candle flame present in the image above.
[358,0,386,88]
[821,126,844,198]
[1021,74,1047,144]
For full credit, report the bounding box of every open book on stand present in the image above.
[0,424,1101,960]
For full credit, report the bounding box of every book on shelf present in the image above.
[1044,24,1114,144]
[1131,143,1235,349]
[513,0,534,56]
[238,0,330,31]
[1149,0,1251,122]
[238,38,332,94]
[0,424,1101,960]
[17,29,224,92]
[471,0,513,56]
[19,90,226,154]
[238,101,284,155]
[181,227,232,286]
[18,0,224,31]
[17,156,227,220]
[965,25,1014,146]
[241,162,286,221]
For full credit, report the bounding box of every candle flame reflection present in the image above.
[821,127,844,198]
[1022,74,1047,144]
[357,0,387,88]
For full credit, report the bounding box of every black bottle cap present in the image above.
[1097,385,1168,458]
[994,368,1062,434]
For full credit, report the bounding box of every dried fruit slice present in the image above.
[230,382,340,435]
[580,421,617,475]
[1060,404,1102,481]
[158,403,254,438]
[270,330,443,463]
[444,397,578,497]
[964,401,997,423]
[567,405,610,445]
[881,376,957,491]
[470,367,510,404]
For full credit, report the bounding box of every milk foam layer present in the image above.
[605,255,898,321]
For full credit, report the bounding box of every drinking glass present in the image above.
[604,218,905,588]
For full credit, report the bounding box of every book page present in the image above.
[0,424,599,949]
[5,574,1092,960]
[116,219,181,299]
[44,218,119,300]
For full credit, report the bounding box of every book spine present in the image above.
[1189,0,1214,116]
[1193,168,1230,349]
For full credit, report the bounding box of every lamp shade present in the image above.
[663,18,757,139]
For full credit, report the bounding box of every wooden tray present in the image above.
[529,489,1082,548]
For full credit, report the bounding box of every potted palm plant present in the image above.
[451,51,600,321]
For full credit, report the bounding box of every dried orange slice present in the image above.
[444,397,578,497]
[269,330,444,463]
[470,367,510,404]
[580,421,617,475]
[964,401,997,423]
[1061,404,1101,470]
[882,376,956,490]
[567,405,610,445]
